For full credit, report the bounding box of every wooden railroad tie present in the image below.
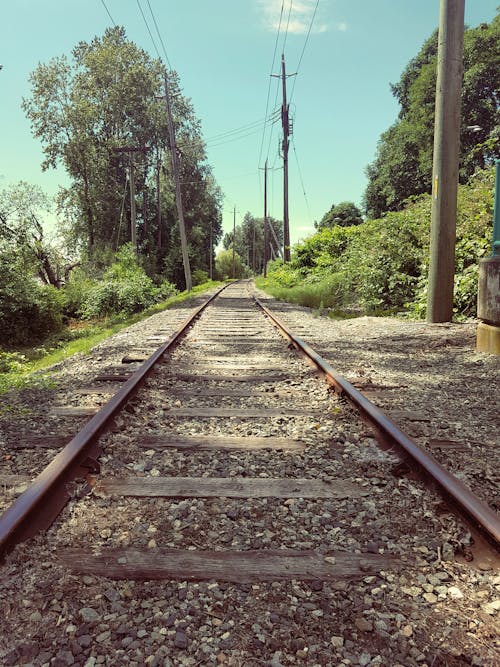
[90,476,367,499]
[58,548,401,582]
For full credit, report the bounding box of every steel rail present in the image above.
[0,284,228,559]
[255,296,500,551]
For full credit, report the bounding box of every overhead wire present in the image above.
[205,111,280,144]
[289,0,320,104]
[136,0,162,62]
[100,0,117,26]
[282,0,293,55]
[257,0,285,170]
[291,136,312,225]
[145,0,172,70]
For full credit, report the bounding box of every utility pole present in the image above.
[252,219,256,272]
[426,0,465,322]
[232,206,236,279]
[209,220,213,280]
[263,159,268,277]
[164,72,192,291]
[129,152,137,250]
[114,146,148,252]
[156,151,162,249]
[272,55,294,262]
[281,54,291,262]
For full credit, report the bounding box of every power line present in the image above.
[145,0,173,70]
[291,136,312,225]
[136,0,162,62]
[289,0,320,104]
[257,0,285,170]
[100,0,117,26]
[205,111,280,144]
[282,1,293,54]
[176,111,280,151]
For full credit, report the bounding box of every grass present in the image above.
[255,276,400,319]
[255,276,353,315]
[0,280,223,396]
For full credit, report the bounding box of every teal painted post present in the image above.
[492,160,500,257]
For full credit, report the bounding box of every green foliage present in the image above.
[79,245,157,318]
[156,279,178,301]
[61,268,95,318]
[215,248,246,279]
[365,13,499,218]
[223,213,283,274]
[0,248,64,345]
[263,169,494,320]
[192,269,209,286]
[316,201,363,229]
[23,27,223,286]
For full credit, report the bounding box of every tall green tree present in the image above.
[0,181,73,287]
[23,27,222,286]
[364,13,499,218]
[316,201,363,229]
[223,213,283,273]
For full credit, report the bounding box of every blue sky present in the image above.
[1,1,498,246]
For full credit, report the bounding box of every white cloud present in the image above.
[256,0,334,35]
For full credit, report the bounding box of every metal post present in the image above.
[492,160,500,257]
[426,0,465,322]
[477,159,500,354]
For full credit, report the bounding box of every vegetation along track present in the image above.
[0,281,499,666]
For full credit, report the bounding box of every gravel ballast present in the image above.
[0,282,498,667]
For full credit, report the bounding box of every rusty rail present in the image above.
[255,296,500,551]
[0,285,227,559]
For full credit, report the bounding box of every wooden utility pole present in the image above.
[281,54,291,262]
[426,0,465,322]
[114,146,148,252]
[209,219,213,280]
[164,72,192,291]
[129,152,137,250]
[263,159,268,277]
[232,206,236,279]
[156,152,162,249]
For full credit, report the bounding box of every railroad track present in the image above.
[1,281,499,665]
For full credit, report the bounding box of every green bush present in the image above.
[192,269,209,287]
[156,280,178,301]
[80,244,158,319]
[0,351,27,373]
[264,169,494,319]
[61,269,96,319]
[0,250,63,345]
[81,274,157,318]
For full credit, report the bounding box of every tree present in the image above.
[364,13,499,218]
[215,248,245,279]
[223,212,283,273]
[23,27,223,286]
[0,181,74,287]
[316,201,363,229]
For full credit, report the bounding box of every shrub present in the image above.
[81,274,157,319]
[0,250,63,345]
[156,280,178,301]
[263,168,494,319]
[80,244,158,318]
[192,269,209,286]
[61,268,96,319]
